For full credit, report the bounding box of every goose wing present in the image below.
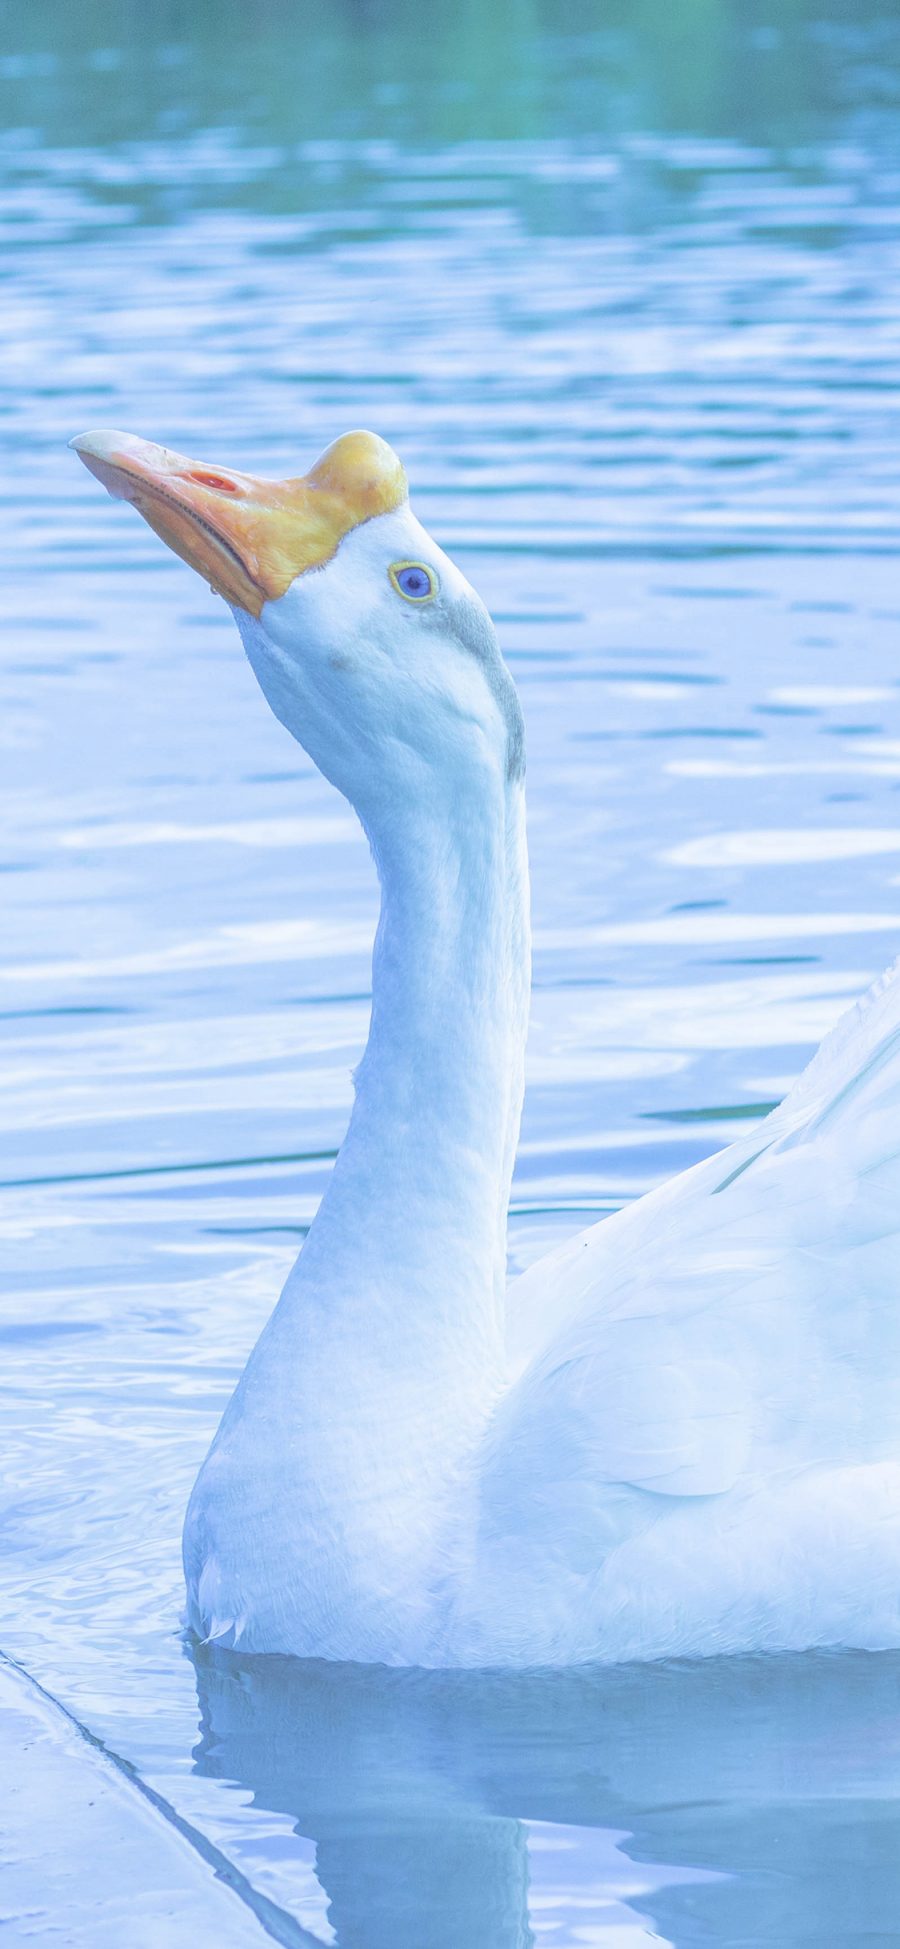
[489,954,900,1520]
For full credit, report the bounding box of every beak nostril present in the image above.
[185,470,240,494]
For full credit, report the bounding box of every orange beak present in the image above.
[69,427,408,618]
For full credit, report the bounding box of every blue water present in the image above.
[3,2,900,1941]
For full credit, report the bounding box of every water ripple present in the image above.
[3,4,900,1943]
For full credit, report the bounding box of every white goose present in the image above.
[73,426,900,1668]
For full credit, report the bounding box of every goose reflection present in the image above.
[189,1644,900,1948]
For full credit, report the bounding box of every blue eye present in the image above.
[389,561,438,603]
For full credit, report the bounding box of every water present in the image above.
[2,0,900,1940]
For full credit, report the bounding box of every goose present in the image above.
[72,426,900,1668]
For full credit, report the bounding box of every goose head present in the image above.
[70,428,523,834]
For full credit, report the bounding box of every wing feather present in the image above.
[490,954,900,1536]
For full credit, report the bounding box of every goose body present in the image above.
[73,425,900,1667]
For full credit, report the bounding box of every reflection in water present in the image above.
[192,1644,900,1947]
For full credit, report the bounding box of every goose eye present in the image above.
[389,561,438,603]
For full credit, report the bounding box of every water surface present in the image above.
[2,2,900,1941]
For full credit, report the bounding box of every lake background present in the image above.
[2,1,900,1943]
